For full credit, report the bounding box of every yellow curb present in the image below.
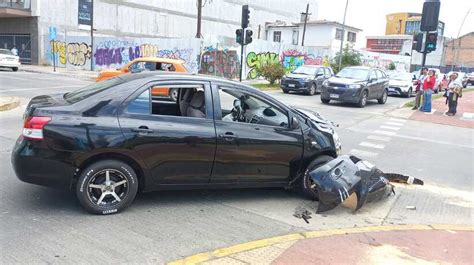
[0,97,20,111]
[168,224,474,265]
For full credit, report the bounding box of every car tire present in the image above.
[321,98,330,104]
[378,89,388,104]
[357,90,368,108]
[169,88,179,102]
[12,67,18,72]
[405,88,412,98]
[283,90,289,94]
[307,84,316,96]
[76,160,139,215]
[300,155,335,200]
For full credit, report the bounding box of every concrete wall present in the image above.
[444,33,474,68]
[266,27,298,45]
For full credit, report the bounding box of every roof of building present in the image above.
[266,19,362,32]
[365,35,413,40]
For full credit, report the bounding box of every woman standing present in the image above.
[422,70,436,112]
[446,73,463,116]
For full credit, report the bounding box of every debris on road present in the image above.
[308,155,423,213]
[293,206,312,223]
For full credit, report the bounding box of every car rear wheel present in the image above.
[12,67,18,72]
[76,160,138,215]
[307,84,316,96]
[321,98,330,104]
[169,88,179,102]
[300,155,334,200]
[378,89,388,104]
[358,90,368,108]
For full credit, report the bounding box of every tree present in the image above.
[258,63,286,85]
[388,62,396,70]
[330,44,362,73]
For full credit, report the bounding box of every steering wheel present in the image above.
[232,99,246,122]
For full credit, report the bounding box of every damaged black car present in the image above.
[12,72,342,215]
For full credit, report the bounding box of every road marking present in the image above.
[462,112,474,119]
[385,121,404,126]
[380,125,400,131]
[0,85,83,93]
[349,148,378,158]
[359,142,385,149]
[389,118,406,123]
[168,225,473,265]
[375,130,397,136]
[423,109,437,115]
[367,135,391,142]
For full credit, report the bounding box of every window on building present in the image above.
[292,30,299,45]
[335,29,343,40]
[273,31,281,42]
[347,32,357,42]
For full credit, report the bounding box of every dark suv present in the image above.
[281,65,334,95]
[321,66,389,107]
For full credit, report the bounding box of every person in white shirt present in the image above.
[11,46,18,56]
[445,73,462,116]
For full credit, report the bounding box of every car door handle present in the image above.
[131,126,154,134]
[219,132,238,141]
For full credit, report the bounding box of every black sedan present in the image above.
[12,73,341,214]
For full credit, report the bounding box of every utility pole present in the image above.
[196,0,202,38]
[301,3,310,46]
[90,0,94,71]
[338,0,349,71]
[452,8,470,71]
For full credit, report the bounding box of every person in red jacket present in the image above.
[422,70,436,112]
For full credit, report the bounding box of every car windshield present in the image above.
[63,77,125,103]
[292,66,318,75]
[336,68,369,80]
[0,49,14,55]
[390,73,412,81]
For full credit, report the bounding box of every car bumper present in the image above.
[387,86,409,96]
[321,86,361,103]
[11,136,76,189]
[0,61,21,67]
[280,80,311,91]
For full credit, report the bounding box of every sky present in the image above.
[313,0,474,38]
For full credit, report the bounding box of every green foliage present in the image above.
[258,63,286,85]
[330,44,362,73]
[388,62,396,70]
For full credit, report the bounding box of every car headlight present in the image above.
[332,130,342,154]
[323,80,329,86]
[348,84,362,89]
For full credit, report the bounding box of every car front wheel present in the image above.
[76,160,139,215]
[358,90,368,108]
[405,88,412,98]
[300,155,334,200]
[321,98,330,104]
[12,67,18,72]
[307,84,316,96]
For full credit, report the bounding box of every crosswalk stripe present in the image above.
[367,135,391,142]
[359,142,385,149]
[380,125,400,131]
[385,121,404,126]
[389,118,406,123]
[349,149,378,158]
[375,130,397,136]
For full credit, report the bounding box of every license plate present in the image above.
[330,94,339,99]
[288,84,295,88]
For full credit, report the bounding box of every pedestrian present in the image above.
[11,46,18,56]
[422,69,436,112]
[446,73,463,116]
[439,74,448,93]
[412,67,428,110]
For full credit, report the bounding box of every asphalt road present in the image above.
[1,70,473,264]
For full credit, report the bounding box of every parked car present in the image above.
[321,66,389,107]
[388,72,414,98]
[96,57,188,101]
[12,72,341,215]
[462,72,474,88]
[0,48,21,71]
[280,65,334,95]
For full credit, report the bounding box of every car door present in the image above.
[367,70,379,99]
[118,80,217,186]
[314,68,325,90]
[210,83,304,184]
[378,70,388,95]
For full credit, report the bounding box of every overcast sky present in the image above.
[313,0,474,38]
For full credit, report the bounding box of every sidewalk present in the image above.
[408,90,474,129]
[19,65,97,81]
[169,224,473,265]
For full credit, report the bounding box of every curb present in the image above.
[20,68,96,81]
[168,224,473,265]
[0,97,20,111]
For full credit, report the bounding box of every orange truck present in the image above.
[96,57,187,101]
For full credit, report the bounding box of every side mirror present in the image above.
[291,117,300,129]
[316,73,324,78]
[233,99,241,110]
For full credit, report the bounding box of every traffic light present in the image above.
[245,29,253,45]
[420,0,440,31]
[425,32,438,53]
[412,33,424,52]
[235,29,244,45]
[241,5,250,29]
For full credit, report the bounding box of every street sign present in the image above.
[48,27,57,40]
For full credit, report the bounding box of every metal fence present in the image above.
[0,34,31,64]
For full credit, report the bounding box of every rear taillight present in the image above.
[23,116,51,140]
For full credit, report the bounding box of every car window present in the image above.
[292,66,317,76]
[64,77,125,103]
[337,68,369,80]
[377,70,386,79]
[126,85,206,119]
[316,68,324,76]
[369,71,377,80]
[218,86,289,128]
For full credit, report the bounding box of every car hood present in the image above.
[389,79,410,86]
[327,76,365,85]
[293,107,337,133]
[285,73,311,79]
[99,69,122,75]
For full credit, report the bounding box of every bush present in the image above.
[331,44,362,73]
[388,62,396,70]
[258,63,286,85]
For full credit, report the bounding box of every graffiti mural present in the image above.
[157,47,197,72]
[199,46,240,79]
[50,40,91,67]
[94,40,159,68]
[246,52,279,79]
[280,49,323,73]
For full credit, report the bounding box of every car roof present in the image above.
[131,57,185,64]
[300,65,325,68]
[344,66,372,70]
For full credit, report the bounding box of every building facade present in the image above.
[443,32,474,71]
[365,35,412,55]
[385,12,444,36]
[0,0,310,65]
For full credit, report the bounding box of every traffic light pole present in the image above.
[239,32,244,82]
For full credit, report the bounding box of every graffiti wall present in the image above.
[360,51,411,72]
